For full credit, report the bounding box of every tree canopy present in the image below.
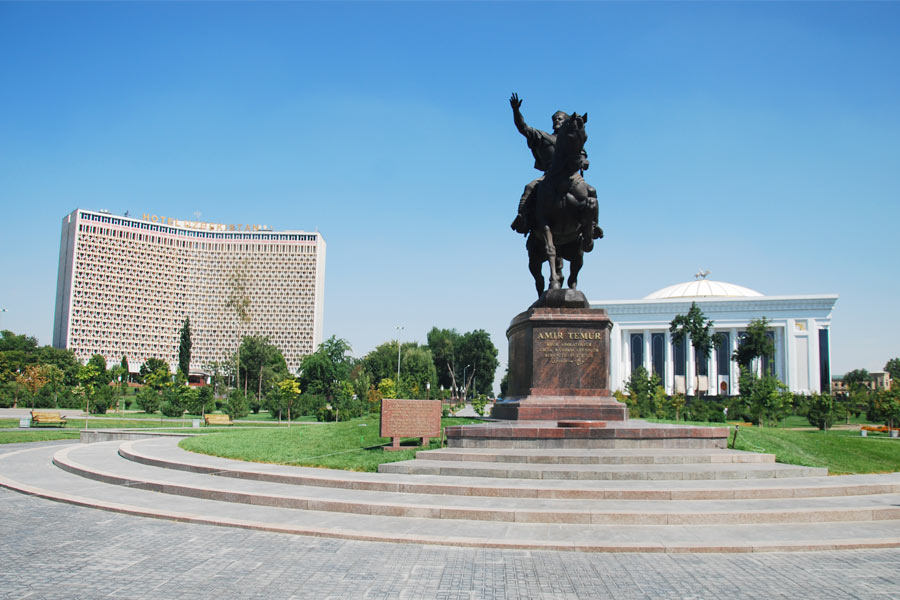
[235,335,289,401]
[669,302,718,395]
[298,336,354,402]
[884,358,900,383]
[426,327,498,398]
[178,317,192,376]
[842,368,870,392]
[732,317,775,371]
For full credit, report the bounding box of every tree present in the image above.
[298,336,354,403]
[806,393,841,431]
[141,359,171,390]
[669,302,718,396]
[426,327,461,396]
[86,354,110,385]
[398,345,437,398]
[271,378,302,424]
[109,364,128,413]
[732,318,775,374]
[35,346,80,386]
[139,357,169,384]
[458,330,499,398]
[426,327,499,400]
[18,364,50,409]
[225,262,252,392]
[843,368,870,392]
[361,341,401,384]
[739,372,789,426]
[625,366,661,418]
[234,335,289,404]
[885,358,900,384]
[869,389,900,431]
[76,363,100,415]
[178,317,192,377]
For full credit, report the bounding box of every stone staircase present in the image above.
[1,435,900,552]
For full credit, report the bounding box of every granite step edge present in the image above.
[123,438,896,501]
[3,445,900,553]
[52,444,900,526]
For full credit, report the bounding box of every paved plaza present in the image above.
[2,441,900,599]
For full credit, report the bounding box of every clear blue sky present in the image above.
[2,2,898,388]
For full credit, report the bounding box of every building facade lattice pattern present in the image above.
[53,209,325,374]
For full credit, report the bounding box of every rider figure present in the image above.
[509,93,601,249]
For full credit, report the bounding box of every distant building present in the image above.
[832,371,892,394]
[53,209,325,374]
[591,275,838,396]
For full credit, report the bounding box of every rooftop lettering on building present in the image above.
[142,214,271,232]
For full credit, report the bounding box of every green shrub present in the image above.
[187,387,214,415]
[225,390,250,419]
[135,386,161,413]
[806,393,840,430]
[470,395,487,416]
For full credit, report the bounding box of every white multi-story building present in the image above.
[53,209,325,374]
[592,274,837,396]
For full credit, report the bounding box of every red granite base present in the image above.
[491,396,628,421]
[445,419,729,449]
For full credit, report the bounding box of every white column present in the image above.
[730,327,739,396]
[709,330,718,395]
[686,336,695,396]
[664,330,673,395]
[785,319,795,390]
[610,325,623,392]
[643,329,652,374]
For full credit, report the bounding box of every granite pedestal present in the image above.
[465,289,728,449]
[492,289,627,422]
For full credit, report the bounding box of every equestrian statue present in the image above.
[509,93,602,297]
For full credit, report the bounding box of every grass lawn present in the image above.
[180,415,484,472]
[0,430,81,444]
[732,425,900,474]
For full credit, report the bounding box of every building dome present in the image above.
[644,278,763,300]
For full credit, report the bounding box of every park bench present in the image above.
[30,410,67,427]
[203,414,234,426]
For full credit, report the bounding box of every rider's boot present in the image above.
[511,213,528,234]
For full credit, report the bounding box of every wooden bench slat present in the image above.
[204,414,234,426]
[31,411,67,427]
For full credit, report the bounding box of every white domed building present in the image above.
[591,273,838,396]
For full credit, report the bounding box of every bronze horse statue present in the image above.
[528,112,597,296]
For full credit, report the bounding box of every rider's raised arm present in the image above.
[510,93,531,137]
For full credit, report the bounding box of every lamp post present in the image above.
[426,381,430,400]
[396,325,404,396]
[462,364,471,403]
[0,308,7,331]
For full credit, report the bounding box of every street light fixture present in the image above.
[396,325,404,394]
[462,364,471,402]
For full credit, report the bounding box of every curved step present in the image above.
[46,441,900,526]
[378,459,825,480]
[413,447,777,464]
[122,436,899,501]
[3,443,900,552]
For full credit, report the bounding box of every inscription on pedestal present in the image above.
[537,330,603,366]
[506,307,612,399]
